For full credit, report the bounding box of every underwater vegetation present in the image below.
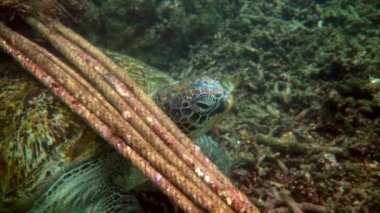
[78,0,380,211]
[78,0,238,70]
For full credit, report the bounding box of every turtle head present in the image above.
[153,76,233,138]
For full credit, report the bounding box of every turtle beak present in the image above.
[223,90,234,112]
[216,90,234,114]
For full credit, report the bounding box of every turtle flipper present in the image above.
[86,186,143,213]
[32,189,143,213]
[30,154,143,213]
[193,135,233,176]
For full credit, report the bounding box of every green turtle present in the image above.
[0,50,233,212]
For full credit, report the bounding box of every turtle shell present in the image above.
[0,60,96,209]
[0,51,175,209]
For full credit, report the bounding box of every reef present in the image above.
[78,0,380,212]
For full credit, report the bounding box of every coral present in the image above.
[80,0,380,211]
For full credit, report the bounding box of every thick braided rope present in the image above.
[0,22,201,212]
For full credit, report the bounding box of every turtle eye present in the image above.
[195,102,211,109]
[193,99,215,114]
[191,94,218,114]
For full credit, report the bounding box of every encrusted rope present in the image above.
[25,17,232,212]
[42,17,259,212]
[0,20,231,211]
[0,22,201,213]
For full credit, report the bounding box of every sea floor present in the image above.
[77,0,380,212]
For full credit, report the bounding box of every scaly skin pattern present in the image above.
[0,51,233,211]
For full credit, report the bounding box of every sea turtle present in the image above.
[0,50,233,212]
